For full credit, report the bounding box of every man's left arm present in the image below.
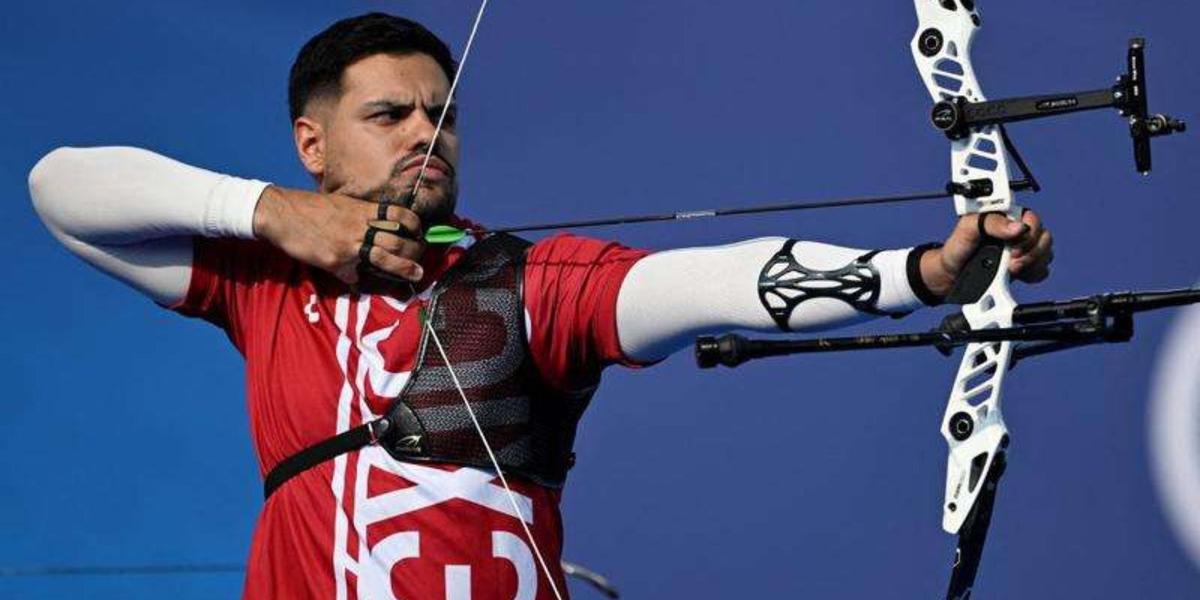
[616,211,1052,362]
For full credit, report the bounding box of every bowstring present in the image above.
[401,1,567,599]
[408,0,486,200]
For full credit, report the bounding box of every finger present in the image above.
[1014,210,1044,250]
[1014,259,1050,283]
[1009,228,1043,259]
[1020,208,1044,237]
[1017,210,1046,244]
[365,246,425,282]
[1033,230,1054,261]
[379,205,423,238]
[1022,229,1053,262]
[1010,232,1054,281]
[368,229,426,261]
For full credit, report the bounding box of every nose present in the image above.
[407,105,439,153]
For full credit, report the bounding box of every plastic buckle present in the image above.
[367,418,392,445]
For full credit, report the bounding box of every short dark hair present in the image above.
[288,12,457,122]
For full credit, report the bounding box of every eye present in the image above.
[370,105,413,123]
[433,104,458,129]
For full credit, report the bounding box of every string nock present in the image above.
[946,179,994,199]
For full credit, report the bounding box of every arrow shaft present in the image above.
[478,188,953,235]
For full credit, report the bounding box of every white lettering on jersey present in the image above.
[331,286,539,600]
[305,294,320,324]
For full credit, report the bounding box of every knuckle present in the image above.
[368,247,420,280]
[406,239,424,257]
[374,233,402,253]
[368,246,388,267]
[387,206,421,232]
[379,235,418,258]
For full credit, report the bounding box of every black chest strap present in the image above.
[263,418,390,498]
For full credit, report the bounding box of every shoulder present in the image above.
[526,233,650,266]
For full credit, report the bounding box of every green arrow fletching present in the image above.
[425,225,468,245]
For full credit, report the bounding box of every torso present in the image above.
[175,228,647,599]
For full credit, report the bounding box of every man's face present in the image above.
[300,52,460,224]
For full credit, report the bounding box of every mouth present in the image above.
[400,156,453,181]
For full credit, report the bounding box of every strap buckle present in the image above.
[367,418,392,445]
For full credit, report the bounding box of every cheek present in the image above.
[330,132,397,183]
[441,133,461,164]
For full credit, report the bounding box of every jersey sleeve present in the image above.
[168,236,294,354]
[522,234,652,391]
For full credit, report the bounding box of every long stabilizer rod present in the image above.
[696,288,1200,369]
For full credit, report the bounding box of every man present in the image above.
[28,12,1052,600]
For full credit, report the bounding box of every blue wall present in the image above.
[2,1,1198,597]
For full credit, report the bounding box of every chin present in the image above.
[414,193,457,224]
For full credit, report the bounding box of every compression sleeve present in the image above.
[28,146,268,305]
[615,237,928,362]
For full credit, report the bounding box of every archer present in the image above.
[28,12,1052,600]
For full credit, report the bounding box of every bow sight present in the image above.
[924,37,1186,174]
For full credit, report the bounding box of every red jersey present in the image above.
[173,225,648,600]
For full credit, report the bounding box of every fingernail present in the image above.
[412,265,424,281]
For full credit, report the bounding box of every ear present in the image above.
[293,115,325,178]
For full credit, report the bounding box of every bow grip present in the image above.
[944,214,1007,306]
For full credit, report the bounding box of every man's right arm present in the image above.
[29,146,427,307]
[28,146,267,306]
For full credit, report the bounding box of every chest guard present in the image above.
[381,233,594,487]
[264,233,595,498]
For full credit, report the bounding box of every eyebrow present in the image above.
[360,99,456,114]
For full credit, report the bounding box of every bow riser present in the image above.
[912,0,1018,536]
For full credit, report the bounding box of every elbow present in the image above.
[29,146,107,241]
[29,146,79,226]
[29,146,77,195]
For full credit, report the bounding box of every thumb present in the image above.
[981,214,1030,242]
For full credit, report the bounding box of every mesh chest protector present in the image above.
[264,234,596,498]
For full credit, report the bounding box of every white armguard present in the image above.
[616,237,926,362]
[29,146,269,305]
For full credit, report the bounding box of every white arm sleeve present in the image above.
[28,146,269,305]
[616,237,927,362]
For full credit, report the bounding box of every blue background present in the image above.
[2,1,1199,598]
